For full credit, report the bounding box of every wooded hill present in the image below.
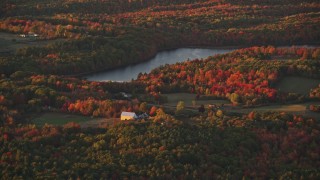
[0,1,320,179]
[1,0,319,75]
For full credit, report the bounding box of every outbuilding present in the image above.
[121,112,137,121]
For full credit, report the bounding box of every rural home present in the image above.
[19,32,39,38]
[121,112,137,121]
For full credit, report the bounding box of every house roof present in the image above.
[121,112,137,117]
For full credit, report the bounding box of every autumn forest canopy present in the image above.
[0,0,319,75]
[0,0,320,179]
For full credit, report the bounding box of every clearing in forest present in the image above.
[0,32,64,54]
[164,93,229,107]
[32,112,120,128]
[230,102,320,120]
[276,76,320,95]
[32,112,99,126]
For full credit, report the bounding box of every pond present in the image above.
[84,48,235,82]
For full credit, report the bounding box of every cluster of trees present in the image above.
[309,83,320,112]
[137,47,320,105]
[62,98,141,118]
[309,104,320,112]
[0,110,319,179]
[310,84,320,99]
[310,84,320,112]
[0,19,79,39]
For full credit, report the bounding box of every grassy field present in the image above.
[32,112,121,128]
[32,112,98,126]
[0,32,64,54]
[164,93,229,107]
[230,102,320,119]
[276,76,320,95]
[79,118,120,128]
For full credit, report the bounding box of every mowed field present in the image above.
[32,112,120,128]
[164,93,229,107]
[0,32,64,54]
[276,76,320,95]
[79,118,120,128]
[32,112,99,126]
[231,102,320,119]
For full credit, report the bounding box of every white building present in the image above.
[121,112,137,121]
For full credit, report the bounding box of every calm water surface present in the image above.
[85,48,234,82]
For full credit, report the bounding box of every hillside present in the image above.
[0,0,319,75]
[0,0,320,179]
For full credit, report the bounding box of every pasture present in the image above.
[230,102,320,119]
[32,112,121,128]
[276,76,320,95]
[163,93,229,107]
[79,118,120,128]
[32,112,98,126]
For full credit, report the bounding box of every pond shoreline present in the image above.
[72,44,319,80]
[70,45,242,79]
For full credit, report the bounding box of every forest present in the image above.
[0,0,319,75]
[1,115,319,179]
[0,0,320,179]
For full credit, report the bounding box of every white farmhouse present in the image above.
[121,112,137,121]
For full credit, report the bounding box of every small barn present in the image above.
[121,112,137,121]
